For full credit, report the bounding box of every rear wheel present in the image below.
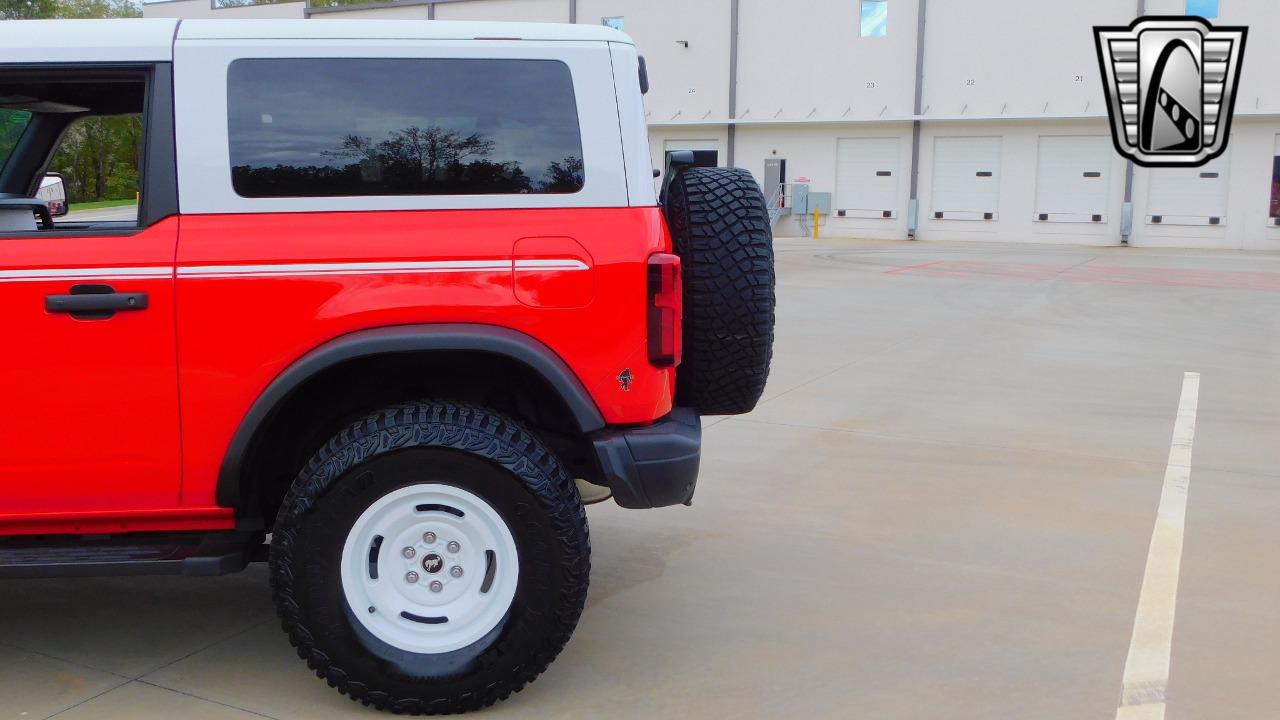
[270,401,590,715]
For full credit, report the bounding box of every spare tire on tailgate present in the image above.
[665,166,776,416]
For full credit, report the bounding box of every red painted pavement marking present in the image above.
[882,260,945,275]
[886,259,1280,293]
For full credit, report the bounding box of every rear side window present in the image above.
[227,58,585,198]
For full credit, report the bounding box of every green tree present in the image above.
[1,0,138,18]
[1,0,57,19]
[50,116,142,202]
[56,0,140,17]
[0,111,31,166]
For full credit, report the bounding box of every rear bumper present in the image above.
[591,407,701,509]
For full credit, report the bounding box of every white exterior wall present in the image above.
[921,0,1129,118]
[734,123,913,240]
[136,0,1280,249]
[579,0,731,126]
[433,0,564,22]
[1147,0,1280,113]
[736,0,918,123]
[144,0,304,19]
[311,5,428,20]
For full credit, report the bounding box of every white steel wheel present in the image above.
[340,483,520,655]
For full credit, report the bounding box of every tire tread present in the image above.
[666,167,776,415]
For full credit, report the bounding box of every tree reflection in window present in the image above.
[228,58,585,198]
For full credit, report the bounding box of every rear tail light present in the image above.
[647,253,682,367]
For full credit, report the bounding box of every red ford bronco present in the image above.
[0,19,774,713]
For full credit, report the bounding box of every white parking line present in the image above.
[1115,372,1200,720]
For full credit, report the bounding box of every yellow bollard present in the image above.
[813,207,821,240]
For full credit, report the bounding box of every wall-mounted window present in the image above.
[1186,0,1219,18]
[860,0,888,38]
[602,17,625,31]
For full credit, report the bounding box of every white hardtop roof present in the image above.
[178,19,633,44]
[0,18,630,65]
[0,19,179,63]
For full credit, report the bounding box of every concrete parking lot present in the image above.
[4,237,1279,719]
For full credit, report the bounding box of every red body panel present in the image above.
[513,236,595,308]
[0,507,234,536]
[175,207,674,507]
[0,208,674,535]
[0,219,184,528]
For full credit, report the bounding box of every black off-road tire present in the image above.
[269,401,590,715]
[665,166,776,415]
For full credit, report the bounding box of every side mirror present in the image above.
[37,172,68,217]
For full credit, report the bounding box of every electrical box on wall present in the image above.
[791,183,809,215]
[807,192,833,216]
[791,187,832,216]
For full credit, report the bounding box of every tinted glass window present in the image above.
[49,115,143,225]
[228,58,584,198]
[0,109,32,173]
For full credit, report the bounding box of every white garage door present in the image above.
[1147,152,1230,226]
[931,136,1001,220]
[835,137,899,218]
[1034,136,1112,223]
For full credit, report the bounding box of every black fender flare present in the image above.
[216,323,605,508]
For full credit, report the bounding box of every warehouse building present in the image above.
[143,0,1280,250]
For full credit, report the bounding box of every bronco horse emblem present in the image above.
[422,554,444,574]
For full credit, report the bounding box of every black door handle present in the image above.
[46,284,148,319]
